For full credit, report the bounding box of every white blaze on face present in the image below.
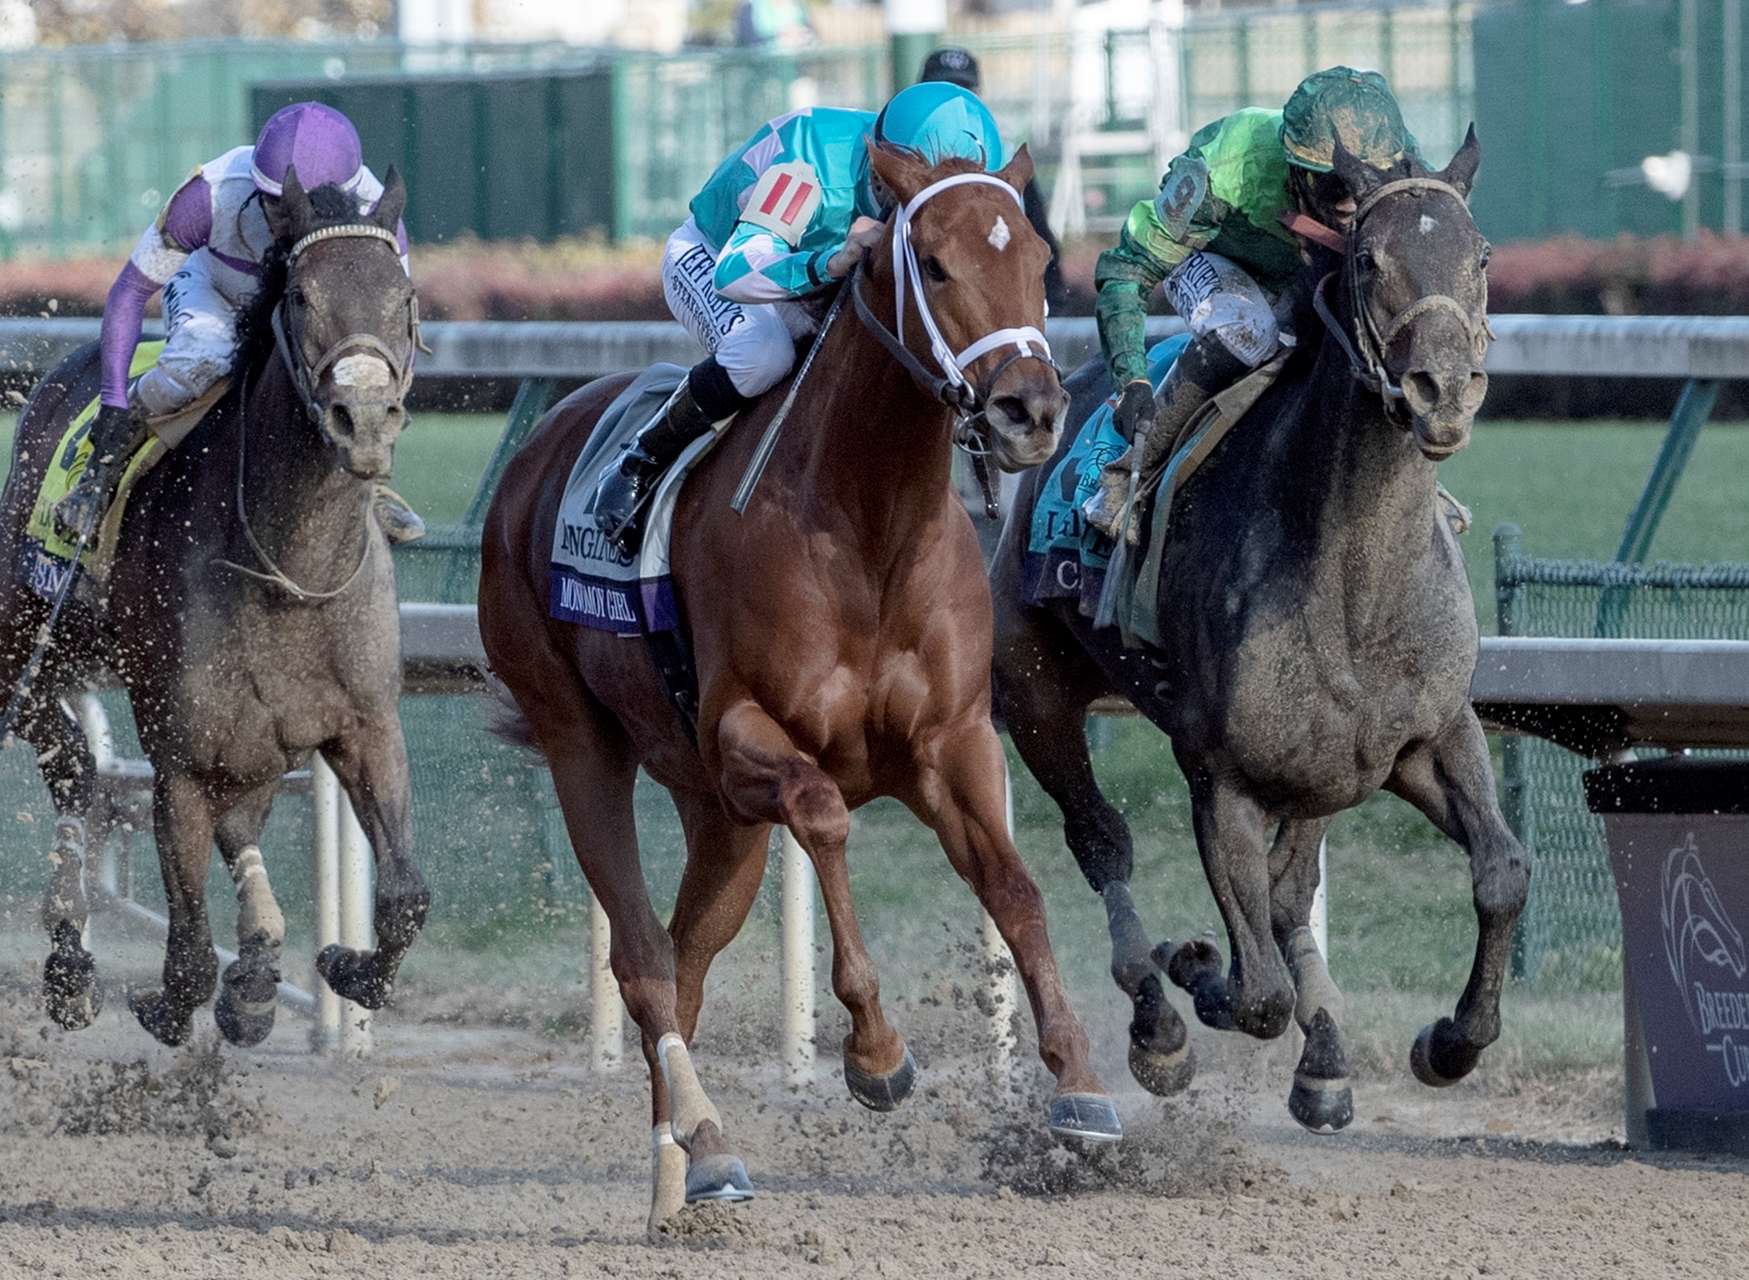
[1419,214,1438,236]
[988,215,1011,251]
[332,353,394,393]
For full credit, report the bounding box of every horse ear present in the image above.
[372,165,407,234]
[868,140,932,207]
[268,164,315,243]
[996,142,1034,195]
[1441,124,1482,199]
[1328,136,1381,204]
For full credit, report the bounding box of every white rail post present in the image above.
[1311,836,1329,961]
[780,827,816,1085]
[311,755,342,1054]
[590,889,622,1073]
[982,764,1018,1079]
[338,790,374,1057]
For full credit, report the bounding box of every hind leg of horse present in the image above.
[913,718,1120,1142]
[994,610,1190,1097]
[1266,816,1352,1133]
[1386,712,1530,1087]
[21,693,103,1029]
[1167,767,1294,1041]
[210,786,285,1047]
[662,788,772,1206]
[716,702,913,1111]
[129,772,219,1046]
[312,723,428,1009]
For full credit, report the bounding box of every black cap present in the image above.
[920,46,981,93]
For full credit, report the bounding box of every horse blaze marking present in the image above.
[1419,215,1437,235]
[988,216,1011,251]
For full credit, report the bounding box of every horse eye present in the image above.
[1479,245,1492,271]
[1355,250,1377,275]
[289,287,307,308]
[923,255,948,284]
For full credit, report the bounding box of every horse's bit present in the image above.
[218,222,419,602]
[852,171,1058,517]
[1302,177,1490,421]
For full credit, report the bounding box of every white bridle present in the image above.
[882,171,1053,409]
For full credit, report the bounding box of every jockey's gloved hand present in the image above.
[87,403,137,464]
[1113,378,1156,443]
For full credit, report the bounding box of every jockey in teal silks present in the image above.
[592,81,1004,553]
[1083,67,1420,538]
[52,101,423,547]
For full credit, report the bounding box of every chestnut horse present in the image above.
[480,144,1119,1227]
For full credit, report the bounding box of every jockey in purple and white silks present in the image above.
[591,81,1005,554]
[53,101,422,545]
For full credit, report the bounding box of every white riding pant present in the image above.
[1162,251,1283,369]
[662,217,814,399]
[133,252,241,419]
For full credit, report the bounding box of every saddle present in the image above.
[20,343,230,603]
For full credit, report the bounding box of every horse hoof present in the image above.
[128,989,192,1047]
[1048,1093,1122,1144]
[1128,1040,1194,1097]
[1288,1007,1353,1134]
[684,1153,754,1204]
[316,945,393,1010]
[1410,1020,1477,1088]
[43,945,100,1030]
[844,1046,918,1113]
[214,959,279,1048]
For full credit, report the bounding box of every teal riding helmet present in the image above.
[872,81,1004,169]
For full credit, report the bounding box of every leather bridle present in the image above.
[1298,177,1490,422]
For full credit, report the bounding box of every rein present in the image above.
[1289,178,1489,419]
[850,171,1057,516]
[213,221,412,602]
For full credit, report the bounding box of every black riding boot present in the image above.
[1083,334,1248,542]
[594,358,748,555]
[52,404,145,545]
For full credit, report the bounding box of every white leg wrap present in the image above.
[1286,926,1346,1031]
[231,845,285,949]
[41,816,88,932]
[648,1122,688,1227]
[657,1032,722,1144]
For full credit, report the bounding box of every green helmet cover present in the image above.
[1280,67,1416,173]
[872,81,1004,169]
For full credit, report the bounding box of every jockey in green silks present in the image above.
[1085,67,1420,538]
[592,81,1004,554]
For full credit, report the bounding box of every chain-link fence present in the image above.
[1493,525,1749,989]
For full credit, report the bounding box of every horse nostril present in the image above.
[329,402,355,438]
[1405,370,1441,414]
[1462,369,1489,414]
[991,395,1029,429]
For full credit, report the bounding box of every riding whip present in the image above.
[729,270,852,515]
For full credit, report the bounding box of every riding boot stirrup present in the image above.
[594,384,721,557]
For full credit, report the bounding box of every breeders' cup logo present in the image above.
[1661,833,1749,1086]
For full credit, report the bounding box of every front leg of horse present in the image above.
[130,775,220,1046]
[1268,817,1352,1134]
[718,703,914,1111]
[211,795,287,1047]
[314,733,429,1010]
[1387,714,1530,1087]
[923,722,1121,1143]
[1168,772,1295,1041]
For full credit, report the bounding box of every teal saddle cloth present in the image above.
[1022,334,1191,618]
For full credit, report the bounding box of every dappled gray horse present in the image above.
[0,170,427,1046]
[991,130,1528,1131]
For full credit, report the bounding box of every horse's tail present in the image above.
[484,672,546,760]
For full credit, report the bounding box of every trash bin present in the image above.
[1586,758,1749,1154]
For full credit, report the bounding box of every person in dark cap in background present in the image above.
[920,46,1066,312]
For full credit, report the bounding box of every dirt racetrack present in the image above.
[2,932,1747,1280]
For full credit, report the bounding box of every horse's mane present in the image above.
[870,147,993,183]
[229,183,364,385]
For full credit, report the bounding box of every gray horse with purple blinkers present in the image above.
[990,130,1529,1131]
